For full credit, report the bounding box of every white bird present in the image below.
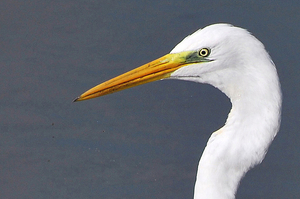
[74,24,282,199]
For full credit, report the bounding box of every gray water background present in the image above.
[1,1,299,198]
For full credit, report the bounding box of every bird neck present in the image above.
[194,73,281,199]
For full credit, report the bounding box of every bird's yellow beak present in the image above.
[74,51,204,101]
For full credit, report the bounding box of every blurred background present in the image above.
[0,1,299,198]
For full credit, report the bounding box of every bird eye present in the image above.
[198,48,210,57]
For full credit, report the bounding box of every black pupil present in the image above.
[201,49,207,56]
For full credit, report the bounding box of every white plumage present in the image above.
[75,24,282,199]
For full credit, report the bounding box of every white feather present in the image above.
[170,24,281,199]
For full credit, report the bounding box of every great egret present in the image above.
[74,24,281,199]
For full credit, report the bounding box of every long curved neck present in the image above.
[193,69,281,199]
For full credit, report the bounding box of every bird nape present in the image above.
[74,24,281,199]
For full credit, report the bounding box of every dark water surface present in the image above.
[1,1,299,198]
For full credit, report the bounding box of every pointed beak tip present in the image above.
[73,97,80,102]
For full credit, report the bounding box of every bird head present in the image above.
[74,24,272,102]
